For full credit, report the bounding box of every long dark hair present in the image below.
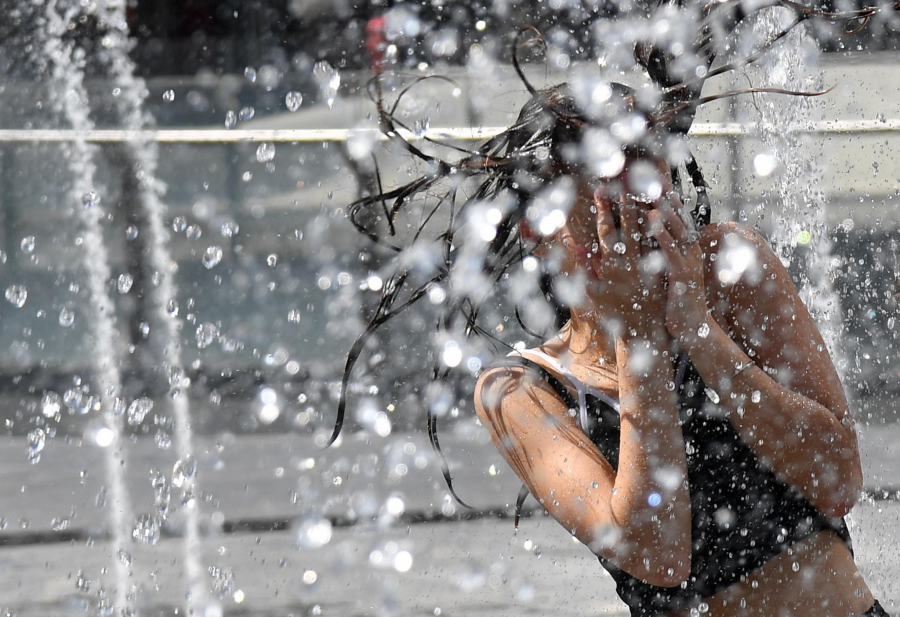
[332,1,894,505]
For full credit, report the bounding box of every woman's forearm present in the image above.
[681,318,862,517]
[611,329,692,580]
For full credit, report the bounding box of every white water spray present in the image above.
[39,1,133,613]
[747,13,859,541]
[88,0,210,612]
[748,14,847,374]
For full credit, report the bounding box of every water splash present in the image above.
[39,0,133,611]
[748,13,846,372]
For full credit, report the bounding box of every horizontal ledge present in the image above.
[2,488,897,547]
[0,119,900,143]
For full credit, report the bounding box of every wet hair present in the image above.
[333,3,892,505]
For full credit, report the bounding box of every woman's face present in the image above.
[523,156,673,278]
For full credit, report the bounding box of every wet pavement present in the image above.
[0,424,897,615]
[0,502,897,616]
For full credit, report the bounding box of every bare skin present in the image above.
[474,162,874,615]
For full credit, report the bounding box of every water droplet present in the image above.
[172,216,187,233]
[256,142,275,163]
[63,388,83,410]
[20,236,35,254]
[117,273,133,294]
[791,561,800,572]
[5,285,27,307]
[697,323,710,339]
[81,191,99,209]
[42,392,61,418]
[705,387,721,404]
[185,225,203,240]
[313,61,340,109]
[125,225,139,240]
[220,221,239,237]
[127,398,153,426]
[413,117,430,137]
[393,551,413,572]
[753,152,777,177]
[58,305,75,328]
[287,309,301,324]
[94,427,115,447]
[224,110,237,129]
[202,246,223,269]
[665,380,676,391]
[627,160,663,202]
[172,454,197,488]
[751,390,761,403]
[239,106,255,121]
[166,299,179,317]
[162,89,175,102]
[155,430,171,450]
[209,565,235,598]
[27,428,46,461]
[76,569,91,592]
[196,323,218,349]
[244,66,257,82]
[285,91,303,112]
[132,514,160,545]
[296,517,332,549]
[613,242,627,255]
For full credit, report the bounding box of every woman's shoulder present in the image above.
[474,356,577,424]
[698,221,783,290]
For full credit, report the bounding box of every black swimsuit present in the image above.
[503,353,858,616]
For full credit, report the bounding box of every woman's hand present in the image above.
[647,194,711,347]
[587,190,668,339]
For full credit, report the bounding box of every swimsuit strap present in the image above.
[508,349,620,433]
[519,349,621,410]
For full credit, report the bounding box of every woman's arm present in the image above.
[475,332,692,587]
[680,222,862,518]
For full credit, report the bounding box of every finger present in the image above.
[656,198,690,245]
[648,209,684,270]
[594,188,617,257]
[620,203,641,256]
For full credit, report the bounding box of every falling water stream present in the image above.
[39,2,133,613]
[747,12,860,544]
[749,15,848,371]
[86,0,209,612]
[35,0,206,613]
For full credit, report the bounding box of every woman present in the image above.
[338,10,894,615]
[339,80,887,615]
[470,85,884,616]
